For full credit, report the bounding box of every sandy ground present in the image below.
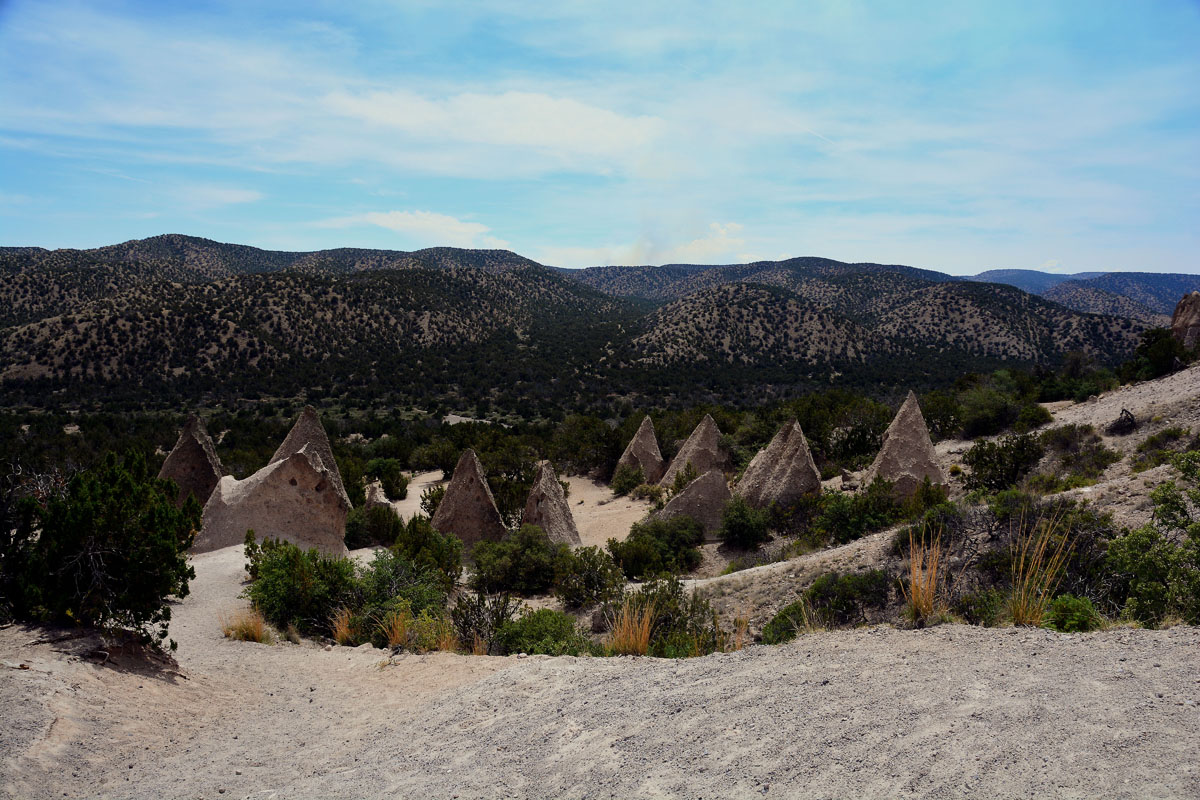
[390,470,445,521]
[563,476,654,548]
[2,545,1198,799]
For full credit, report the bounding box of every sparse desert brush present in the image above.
[471,634,488,656]
[220,608,273,644]
[285,623,302,644]
[902,526,947,626]
[761,597,824,644]
[731,615,749,651]
[608,597,656,656]
[330,606,356,645]
[1009,511,1072,626]
[410,610,457,652]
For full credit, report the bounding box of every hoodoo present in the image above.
[655,469,731,540]
[194,407,351,555]
[431,448,507,548]
[522,462,581,545]
[860,391,946,499]
[1171,291,1200,349]
[660,414,729,488]
[615,416,665,484]
[735,419,821,510]
[158,413,223,507]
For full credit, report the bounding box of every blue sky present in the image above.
[1,1,1197,274]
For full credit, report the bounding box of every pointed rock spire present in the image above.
[735,419,821,509]
[860,391,946,499]
[616,416,665,484]
[655,469,731,540]
[364,479,392,510]
[158,414,223,507]
[660,414,729,488]
[431,448,506,548]
[522,462,581,546]
[271,405,349,507]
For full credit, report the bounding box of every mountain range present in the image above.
[1,235,1193,413]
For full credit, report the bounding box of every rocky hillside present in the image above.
[1055,272,1200,315]
[0,236,1159,411]
[1042,283,1168,325]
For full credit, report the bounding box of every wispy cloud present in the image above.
[317,210,509,249]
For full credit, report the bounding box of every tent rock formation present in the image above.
[364,479,391,510]
[615,416,665,484]
[158,414,223,508]
[735,419,821,510]
[431,448,507,548]
[1171,291,1200,349]
[660,414,729,488]
[655,469,731,541]
[860,391,947,499]
[522,463,581,546]
[194,407,351,555]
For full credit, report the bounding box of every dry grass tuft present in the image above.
[330,606,356,646]
[284,623,302,644]
[731,615,749,652]
[608,598,656,656]
[220,608,273,644]
[471,634,489,656]
[902,526,946,625]
[1009,511,1073,626]
[377,608,412,649]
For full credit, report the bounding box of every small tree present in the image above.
[719,495,770,550]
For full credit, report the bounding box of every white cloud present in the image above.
[536,221,747,268]
[180,185,263,209]
[317,210,509,249]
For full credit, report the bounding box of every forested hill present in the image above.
[0,235,1153,413]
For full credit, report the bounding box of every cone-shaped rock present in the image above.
[735,419,821,509]
[616,416,665,484]
[522,463,581,546]
[861,391,946,499]
[364,479,391,510]
[271,405,350,508]
[194,445,350,555]
[660,414,729,487]
[655,469,731,541]
[1171,291,1200,349]
[158,414,223,507]
[431,449,506,548]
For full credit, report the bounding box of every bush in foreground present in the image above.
[553,546,626,609]
[611,464,644,497]
[493,608,595,656]
[470,525,569,596]
[608,515,704,579]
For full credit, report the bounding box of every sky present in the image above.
[0,1,1197,274]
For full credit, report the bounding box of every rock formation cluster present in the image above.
[660,414,729,488]
[1171,291,1200,349]
[194,406,351,555]
[616,416,665,484]
[431,448,507,548]
[860,391,946,499]
[158,414,223,508]
[522,462,581,545]
[735,419,821,510]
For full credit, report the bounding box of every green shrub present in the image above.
[419,484,445,517]
[449,590,523,654]
[959,387,1021,438]
[611,464,644,496]
[1032,424,1121,492]
[614,575,727,658]
[470,524,570,596]
[963,434,1045,492]
[246,540,359,637]
[365,458,408,500]
[803,570,891,627]
[812,479,900,545]
[554,546,626,609]
[954,588,1007,627]
[607,515,704,579]
[493,608,595,656]
[392,514,462,591]
[344,505,404,550]
[1043,594,1103,633]
[761,599,816,644]
[630,483,665,506]
[1132,427,1195,472]
[1,451,198,649]
[669,461,700,496]
[719,495,770,550]
[1013,403,1053,433]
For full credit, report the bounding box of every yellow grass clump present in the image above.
[902,526,946,625]
[220,608,273,644]
[1009,512,1073,626]
[330,607,356,646]
[377,607,413,649]
[608,598,656,656]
